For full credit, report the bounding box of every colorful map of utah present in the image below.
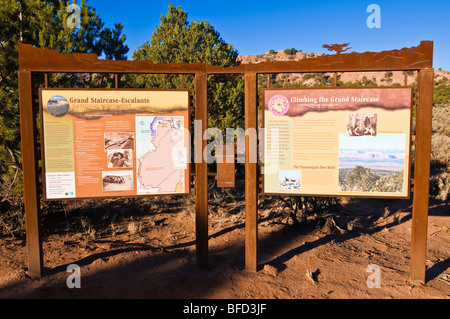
[136,116,186,194]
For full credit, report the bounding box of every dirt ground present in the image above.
[0,193,449,300]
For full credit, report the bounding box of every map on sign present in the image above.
[136,116,187,195]
[40,89,190,200]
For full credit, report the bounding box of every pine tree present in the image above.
[99,23,129,60]
[128,4,245,136]
[0,0,129,203]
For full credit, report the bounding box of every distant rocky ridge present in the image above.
[237,50,450,87]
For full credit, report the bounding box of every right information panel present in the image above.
[263,87,412,198]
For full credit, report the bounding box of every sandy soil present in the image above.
[0,194,449,300]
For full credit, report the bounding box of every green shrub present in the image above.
[430,104,450,201]
[284,48,298,55]
[433,84,450,105]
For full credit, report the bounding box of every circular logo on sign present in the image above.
[268,95,289,116]
[47,96,70,117]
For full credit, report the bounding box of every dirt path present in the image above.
[0,198,449,300]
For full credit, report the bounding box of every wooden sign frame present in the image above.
[19,41,433,284]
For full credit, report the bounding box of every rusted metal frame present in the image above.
[19,41,434,74]
[181,74,185,89]
[19,71,43,279]
[18,42,434,281]
[215,144,236,188]
[245,72,258,272]
[410,68,434,284]
[252,69,432,279]
[194,73,209,269]
[411,86,419,192]
[21,71,208,277]
[115,74,119,88]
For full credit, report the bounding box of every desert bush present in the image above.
[433,84,450,105]
[0,175,25,237]
[0,202,24,238]
[278,196,341,226]
[429,104,450,201]
[432,104,450,136]
[430,172,450,201]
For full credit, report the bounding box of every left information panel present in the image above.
[40,89,190,200]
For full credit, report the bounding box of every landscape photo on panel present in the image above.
[47,95,70,117]
[338,133,406,193]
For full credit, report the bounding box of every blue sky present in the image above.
[339,134,406,153]
[90,0,450,70]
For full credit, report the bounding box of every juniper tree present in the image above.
[0,0,128,202]
[128,4,245,137]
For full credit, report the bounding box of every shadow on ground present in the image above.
[1,196,448,299]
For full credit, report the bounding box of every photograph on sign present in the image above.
[262,87,412,198]
[40,89,190,200]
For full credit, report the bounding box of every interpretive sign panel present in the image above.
[263,87,412,198]
[40,89,190,200]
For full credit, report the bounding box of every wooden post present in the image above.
[19,71,43,279]
[245,72,258,272]
[410,68,434,284]
[194,73,209,269]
